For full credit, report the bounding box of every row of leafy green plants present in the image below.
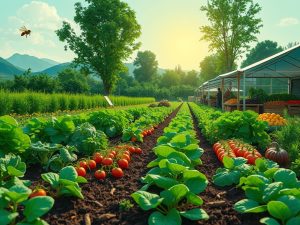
[189,103,300,225]
[0,89,155,115]
[132,103,209,225]
[0,104,178,225]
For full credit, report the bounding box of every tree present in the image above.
[182,70,200,87]
[241,40,284,68]
[58,69,89,93]
[199,54,223,84]
[284,41,299,50]
[56,0,141,94]
[200,0,262,72]
[160,70,180,87]
[133,50,158,82]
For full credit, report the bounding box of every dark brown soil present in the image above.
[25,106,181,225]
[188,104,262,225]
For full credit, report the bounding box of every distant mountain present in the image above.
[0,57,24,80]
[6,53,60,72]
[37,62,72,76]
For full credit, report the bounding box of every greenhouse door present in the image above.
[291,79,300,97]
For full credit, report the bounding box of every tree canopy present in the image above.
[200,0,262,72]
[56,0,141,94]
[133,50,158,82]
[241,40,284,68]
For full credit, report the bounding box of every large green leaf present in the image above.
[59,166,77,181]
[183,170,208,194]
[23,196,54,222]
[260,217,281,225]
[131,191,163,211]
[160,184,189,207]
[262,182,283,202]
[286,216,300,225]
[6,184,31,203]
[148,209,181,225]
[41,173,59,188]
[234,199,266,213]
[267,201,292,222]
[153,146,176,157]
[180,208,209,220]
[144,174,178,189]
[0,209,18,225]
[276,195,300,217]
[273,169,297,188]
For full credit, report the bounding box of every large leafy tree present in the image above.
[56,0,141,94]
[133,50,158,82]
[200,0,262,72]
[241,40,284,68]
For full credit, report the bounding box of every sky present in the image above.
[0,0,300,70]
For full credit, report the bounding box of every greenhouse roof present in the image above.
[199,44,300,90]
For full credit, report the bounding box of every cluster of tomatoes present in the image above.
[142,127,155,137]
[75,145,142,180]
[213,139,262,165]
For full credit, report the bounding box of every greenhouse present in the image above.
[196,44,300,115]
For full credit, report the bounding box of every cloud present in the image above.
[278,17,299,27]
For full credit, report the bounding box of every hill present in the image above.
[0,57,24,80]
[6,53,60,72]
[37,62,72,76]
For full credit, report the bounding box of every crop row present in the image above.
[189,103,300,225]
[0,103,178,225]
[132,103,209,225]
[0,89,155,115]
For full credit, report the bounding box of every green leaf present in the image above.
[222,156,234,169]
[41,173,59,188]
[148,208,181,225]
[166,161,187,174]
[276,195,300,217]
[213,169,241,187]
[286,216,300,225]
[59,166,77,181]
[131,191,163,211]
[7,165,25,177]
[0,209,18,225]
[262,182,283,202]
[63,184,84,199]
[153,145,176,157]
[234,199,266,213]
[273,169,297,188]
[76,176,88,184]
[160,184,189,207]
[180,208,209,220]
[267,201,292,221]
[145,174,178,189]
[260,217,281,225]
[186,192,203,206]
[23,196,54,222]
[6,184,31,203]
[183,170,208,194]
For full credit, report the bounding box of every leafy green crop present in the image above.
[41,166,87,199]
[0,116,31,156]
[69,122,108,156]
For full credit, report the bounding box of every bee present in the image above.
[19,26,31,38]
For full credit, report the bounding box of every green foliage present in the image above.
[56,0,141,94]
[69,122,108,156]
[88,110,133,137]
[199,54,226,84]
[190,103,270,150]
[0,184,54,225]
[41,166,87,199]
[119,199,134,212]
[132,104,209,224]
[0,90,155,115]
[241,40,284,68]
[200,0,262,72]
[134,51,158,82]
[0,154,27,188]
[248,88,268,103]
[0,115,30,156]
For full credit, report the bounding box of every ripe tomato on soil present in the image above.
[135,147,142,154]
[30,189,47,198]
[76,167,87,177]
[118,159,129,169]
[88,160,97,170]
[111,167,124,178]
[95,170,106,180]
[93,152,103,164]
[102,157,113,166]
[79,161,88,170]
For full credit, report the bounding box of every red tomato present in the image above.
[87,160,97,170]
[108,153,115,158]
[29,189,47,198]
[124,150,130,155]
[142,131,148,136]
[122,154,130,161]
[79,161,88,170]
[118,159,129,169]
[111,150,117,156]
[111,167,124,178]
[131,137,137,142]
[93,153,103,164]
[135,147,142,154]
[128,146,136,153]
[76,167,87,177]
[94,170,106,180]
[102,157,113,166]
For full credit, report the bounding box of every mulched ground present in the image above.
[188,104,262,225]
[25,105,181,225]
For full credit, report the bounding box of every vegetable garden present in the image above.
[1,101,300,225]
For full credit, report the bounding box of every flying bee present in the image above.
[19,26,31,38]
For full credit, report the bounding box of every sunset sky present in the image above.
[0,0,300,70]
